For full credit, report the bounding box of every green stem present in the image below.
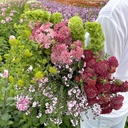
[2,65,10,113]
[2,90,7,113]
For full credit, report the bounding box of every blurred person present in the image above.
[81,0,128,127]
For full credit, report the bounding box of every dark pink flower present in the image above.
[83,50,93,62]
[95,60,110,76]
[84,84,98,99]
[110,95,124,110]
[108,56,118,67]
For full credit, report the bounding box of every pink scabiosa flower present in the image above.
[19,19,23,23]
[1,8,6,12]
[1,20,6,24]
[9,13,14,17]
[5,16,12,22]
[1,12,5,16]
[16,95,30,111]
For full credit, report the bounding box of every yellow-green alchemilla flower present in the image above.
[9,38,19,46]
[9,76,15,83]
[24,49,32,57]
[35,71,44,79]
[18,79,24,87]
[24,30,31,37]
[49,67,57,74]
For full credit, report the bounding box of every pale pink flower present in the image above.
[30,22,54,48]
[1,20,6,24]
[5,16,12,22]
[51,44,71,65]
[16,96,30,111]
[1,8,6,12]
[9,35,15,40]
[70,46,83,61]
[1,12,5,16]
[19,19,23,23]
[61,51,72,65]
[0,70,8,78]
[74,40,83,47]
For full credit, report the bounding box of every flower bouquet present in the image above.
[1,9,128,128]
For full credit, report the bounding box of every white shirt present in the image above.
[81,0,128,127]
[97,0,128,117]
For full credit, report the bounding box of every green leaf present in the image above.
[40,114,47,124]
[7,121,13,125]
[0,118,6,126]
[63,116,70,127]
[1,113,11,121]
[22,123,30,128]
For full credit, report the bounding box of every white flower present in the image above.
[27,65,33,72]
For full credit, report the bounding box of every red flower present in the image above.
[86,59,96,68]
[101,106,113,114]
[110,84,120,94]
[97,94,110,105]
[75,75,80,82]
[109,66,116,73]
[96,83,112,93]
[95,60,110,76]
[83,50,93,62]
[87,97,97,106]
[88,79,96,86]
[84,67,95,76]
[108,56,118,67]
[120,81,128,92]
[81,72,92,83]
[110,95,124,110]
[100,102,110,109]
[84,84,98,99]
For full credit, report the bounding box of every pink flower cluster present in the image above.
[67,86,88,116]
[54,21,72,45]
[30,22,54,49]
[80,50,128,114]
[51,40,83,65]
[30,20,83,66]
[16,95,30,111]
[51,43,72,65]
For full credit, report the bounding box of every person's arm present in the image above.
[96,16,124,62]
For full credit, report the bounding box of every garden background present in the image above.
[0,0,128,127]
